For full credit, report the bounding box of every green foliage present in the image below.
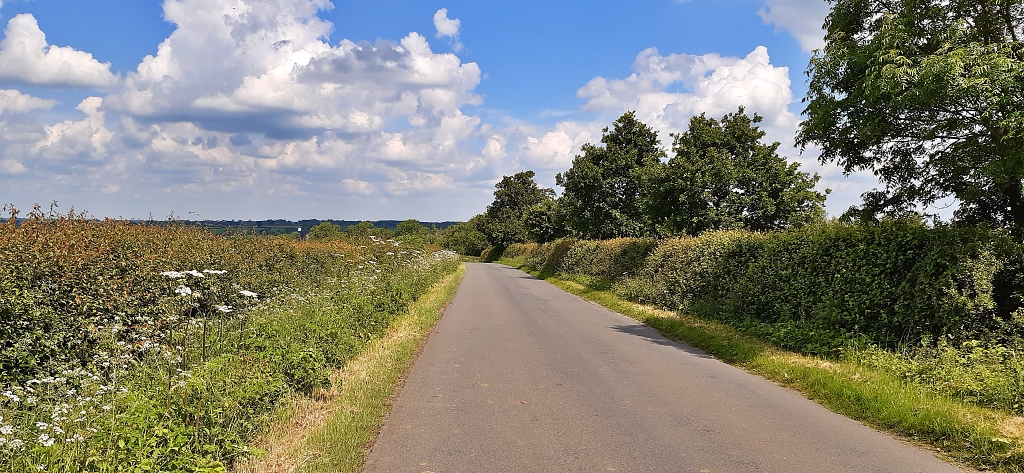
[849,340,1024,414]
[559,238,658,285]
[0,210,460,472]
[523,199,566,244]
[439,221,488,256]
[799,0,1024,229]
[395,220,427,237]
[345,222,393,239]
[556,112,665,239]
[479,171,555,247]
[307,222,342,241]
[628,222,1021,354]
[649,108,828,235]
[505,222,1024,355]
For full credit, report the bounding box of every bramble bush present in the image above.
[0,207,460,472]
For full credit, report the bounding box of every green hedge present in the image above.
[503,222,1023,355]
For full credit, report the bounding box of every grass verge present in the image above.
[503,260,1024,472]
[233,263,466,473]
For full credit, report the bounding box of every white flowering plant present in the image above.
[0,208,460,471]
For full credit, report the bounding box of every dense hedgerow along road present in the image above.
[364,263,963,473]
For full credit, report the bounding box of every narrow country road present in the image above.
[362,263,964,472]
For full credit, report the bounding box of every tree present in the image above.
[649,108,828,235]
[395,219,427,237]
[307,222,342,240]
[346,221,392,239]
[480,171,555,247]
[441,219,489,256]
[798,0,1024,230]
[523,199,567,243]
[556,112,665,239]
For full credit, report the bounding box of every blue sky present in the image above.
[0,0,872,221]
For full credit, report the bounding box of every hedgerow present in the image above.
[0,208,460,472]
[506,222,1021,353]
[502,221,1024,413]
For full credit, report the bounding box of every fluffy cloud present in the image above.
[433,8,463,52]
[0,14,118,88]
[0,0,500,219]
[0,89,55,114]
[33,97,113,160]
[757,0,831,53]
[515,121,597,171]
[577,46,796,131]
[107,0,481,142]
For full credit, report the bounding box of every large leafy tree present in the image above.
[440,219,489,256]
[649,108,827,235]
[556,112,665,239]
[798,0,1024,229]
[480,171,555,247]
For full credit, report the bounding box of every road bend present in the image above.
[362,263,964,473]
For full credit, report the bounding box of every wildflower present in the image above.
[183,270,205,278]
[216,305,233,313]
[36,465,46,471]
[160,271,186,279]
[239,290,258,298]
[175,285,193,297]
[0,425,13,435]
[9,439,24,449]
[203,269,227,274]
[38,433,55,447]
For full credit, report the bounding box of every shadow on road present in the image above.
[610,324,713,358]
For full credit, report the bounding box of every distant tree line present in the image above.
[304,218,489,255]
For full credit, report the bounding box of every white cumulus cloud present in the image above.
[433,8,463,51]
[0,14,118,88]
[0,89,55,114]
[33,96,113,160]
[574,46,798,143]
[757,0,831,53]
[107,0,481,142]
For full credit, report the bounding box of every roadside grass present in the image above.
[504,260,1024,472]
[234,264,466,473]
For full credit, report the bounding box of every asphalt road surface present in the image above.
[363,263,964,473]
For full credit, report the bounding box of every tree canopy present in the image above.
[480,171,555,247]
[556,112,665,239]
[395,219,427,237]
[798,0,1024,229]
[307,222,342,240]
[650,108,827,235]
